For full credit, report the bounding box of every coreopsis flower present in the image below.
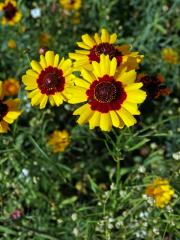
[60,0,81,10]
[69,29,143,71]
[7,39,16,49]
[137,73,171,99]
[145,178,174,208]
[162,48,178,64]
[48,130,70,153]
[22,51,74,109]
[0,0,22,26]
[3,78,20,96]
[68,54,146,131]
[0,81,22,133]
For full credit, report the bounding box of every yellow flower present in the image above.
[3,78,20,96]
[0,0,22,26]
[68,54,146,131]
[60,0,81,10]
[7,39,16,49]
[69,29,143,71]
[22,51,74,109]
[162,48,178,64]
[48,130,70,153]
[145,178,174,208]
[0,81,22,133]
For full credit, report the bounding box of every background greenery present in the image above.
[0,0,179,239]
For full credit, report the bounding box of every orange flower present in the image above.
[3,78,20,96]
[137,74,171,99]
[145,178,174,208]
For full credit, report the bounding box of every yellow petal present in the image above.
[81,69,95,83]
[31,92,43,106]
[73,103,89,115]
[74,77,90,88]
[49,95,55,106]
[77,42,91,50]
[26,69,38,78]
[76,105,94,125]
[22,75,37,90]
[126,90,146,103]
[100,54,109,76]
[117,107,137,127]
[59,59,72,73]
[82,34,96,48]
[89,111,101,129]
[54,54,60,68]
[69,53,88,60]
[116,69,136,85]
[100,113,112,131]
[53,93,63,106]
[124,82,143,92]
[101,29,110,42]
[40,55,47,69]
[110,33,117,44]
[92,61,102,78]
[122,102,140,115]
[40,95,48,109]
[67,86,87,104]
[109,111,120,128]
[94,33,101,44]
[109,57,117,76]
[30,60,42,74]
[45,51,55,66]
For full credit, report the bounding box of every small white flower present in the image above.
[30,8,41,19]
[110,182,116,190]
[150,143,157,149]
[172,152,180,161]
[138,166,146,173]
[22,168,29,177]
[72,228,79,237]
[71,213,78,221]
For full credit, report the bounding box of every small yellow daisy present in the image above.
[48,130,70,153]
[60,0,81,11]
[68,54,146,131]
[0,81,22,133]
[7,39,16,49]
[145,178,174,208]
[3,78,20,96]
[162,48,178,64]
[0,0,22,26]
[22,51,74,109]
[69,29,143,71]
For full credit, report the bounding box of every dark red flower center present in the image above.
[37,66,65,95]
[3,2,17,20]
[94,81,117,103]
[86,75,126,113]
[88,43,122,65]
[69,0,75,4]
[0,101,8,121]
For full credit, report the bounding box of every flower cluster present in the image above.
[145,178,174,208]
[22,29,147,132]
[48,130,70,153]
